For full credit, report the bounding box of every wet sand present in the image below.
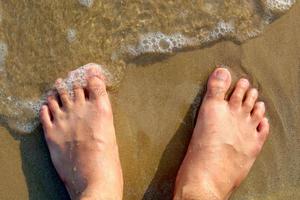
[1,3,300,200]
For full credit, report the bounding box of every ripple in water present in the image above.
[124,0,296,58]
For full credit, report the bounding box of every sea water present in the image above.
[0,0,295,132]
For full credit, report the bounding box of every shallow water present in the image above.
[0,0,295,132]
[0,0,299,200]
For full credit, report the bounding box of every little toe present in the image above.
[73,81,85,103]
[257,117,270,143]
[40,105,53,131]
[55,78,72,108]
[229,78,250,109]
[243,88,258,113]
[251,101,265,126]
[47,95,62,117]
[204,68,232,101]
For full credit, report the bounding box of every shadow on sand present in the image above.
[142,88,205,200]
[1,117,69,200]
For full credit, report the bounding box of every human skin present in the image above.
[40,66,123,200]
[40,66,269,200]
[173,68,269,200]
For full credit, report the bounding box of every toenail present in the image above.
[240,79,249,87]
[73,81,81,88]
[87,68,99,77]
[214,69,228,81]
[252,89,258,95]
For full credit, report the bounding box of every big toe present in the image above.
[86,68,113,115]
[204,67,232,101]
[87,68,108,101]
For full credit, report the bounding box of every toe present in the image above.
[55,78,72,108]
[243,88,258,113]
[47,95,62,117]
[257,117,270,142]
[229,78,250,109]
[40,105,53,131]
[87,68,108,101]
[73,81,85,103]
[251,101,265,126]
[204,68,232,101]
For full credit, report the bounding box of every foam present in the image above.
[78,0,94,8]
[67,28,77,43]
[56,63,113,98]
[121,1,295,59]
[0,41,7,70]
[2,63,113,133]
[126,21,235,56]
[204,20,235,42]
[127,32,198,57]
[264,0,295,12]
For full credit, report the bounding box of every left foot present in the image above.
[40,66,123,200]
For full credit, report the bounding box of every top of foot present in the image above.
[40,65,123,200]
[174,67,269,200]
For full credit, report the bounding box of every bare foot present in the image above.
[174,68,270,200]
[40,67,123,200]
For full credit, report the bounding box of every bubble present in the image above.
[128,32,198,56]
[120,1,295,60]
[53,63,113,99]
[263,0,295,13]
[78,0,94,8]
[125,21,236,57]
[206,20,235,41]
[67,28,77,43]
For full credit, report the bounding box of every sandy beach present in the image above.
[0,1,299,200]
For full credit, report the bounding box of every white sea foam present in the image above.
[127,32,198,57]
[122,0,295,58]
[205,20,235,42]
[126,20,235,56]
[67,28,77,43]
[78,0,94,8]
[264,0,295,12]
[57,63,113,98]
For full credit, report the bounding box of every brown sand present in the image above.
[1,3,300,200]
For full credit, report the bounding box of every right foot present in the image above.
[174,68,270,200]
